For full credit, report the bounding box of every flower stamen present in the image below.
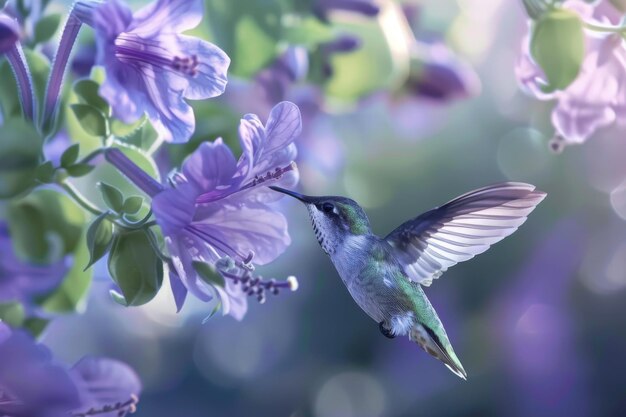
[115,34,199,77]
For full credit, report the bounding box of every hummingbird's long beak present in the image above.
[269,186,316,204]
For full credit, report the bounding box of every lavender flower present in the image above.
[0,13,19,54]
[1,12,35,120]
[516,0,626,149]
[0,323,141,417]
[79,0,230,143]
[106,101,301,319]
[407,40,481,102]
[0,223,68,307]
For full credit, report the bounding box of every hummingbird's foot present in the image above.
[379,321,396,339]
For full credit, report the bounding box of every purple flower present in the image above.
[516,0,626,149]
[83,0,230,143]
[408,40,481,102]
[313,0,380,22]
[1,12,35,120]
[0,13,20,54]
[106,102,301,319]
[0,223,68,307]
[0,323,141,417]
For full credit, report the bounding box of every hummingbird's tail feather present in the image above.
[410,323,467,380]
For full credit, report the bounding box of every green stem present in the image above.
[583,22,626,33]
[60,182,103,216]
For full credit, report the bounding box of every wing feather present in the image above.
[385,182,546,286]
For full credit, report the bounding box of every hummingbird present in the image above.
[270,183,546,379]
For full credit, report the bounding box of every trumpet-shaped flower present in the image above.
[0,323,141,417]
[516,0,626,149]
[79,0,230,143]
[106,102,301,319]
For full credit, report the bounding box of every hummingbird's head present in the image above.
[270,186,371,255]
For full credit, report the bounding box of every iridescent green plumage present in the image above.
[270,183,546,380]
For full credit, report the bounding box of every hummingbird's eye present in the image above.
[321,202,335,213]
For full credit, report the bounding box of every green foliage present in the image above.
[116,118,159,150]
[7,189,85,263]
[35,161,56,184]
[530,8,585,92]
[205,0,284,77]
[65,163,94,177]
[0,119,42,199]
[74,79,111,116]
[0,302,26,327]
[40,231,93,313]
[33,13,61,44]
[193,261,225,288]
[71,104,110,137]
[98,182,124,213]
[107,230,164,306]
[60,144,80,168]
[122,196,144,214]
[321,5,410,102]
[85,212,114,270]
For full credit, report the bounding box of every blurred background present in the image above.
[35,0,626,416]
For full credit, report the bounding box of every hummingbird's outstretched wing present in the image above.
[384,182,546,286]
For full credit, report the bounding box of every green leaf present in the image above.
[0,119,42,198]
[23,317,50,338]
[202,300,222,323]
[34,13,61,44]
[71,104,109,137]
[40,231,93,313]
[74,78,110,116]
[60,143,80,168]
[98,182,124,212]
[530,8,585,92]
[35,161,56,183]
[7,189,85,263]
[122,196,143,214]
[85,212,114,270]
[119,119,159,150]
[107,230,164,306]
[193,261,225,288]
[109,289,128,306]
[0,302,25,327]
[66,163,94,177]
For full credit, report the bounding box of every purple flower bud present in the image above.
[0,14,19,54]
[407,41,481,102]
[314,0,380,21]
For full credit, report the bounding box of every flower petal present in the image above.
[152,184,196,236]
[175,35,230,100]
[168,267,188,312]
[142,66,195,143]
[263,101,303,157]
[70,357,141,413]
[166,234,215,302]
[182,139,237,194]
[214,281,247,320]
[93,0,132,39]
[130,0,204,36]
[98,66,148,125]
[0,331,80,416]
[193,203,291,265]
